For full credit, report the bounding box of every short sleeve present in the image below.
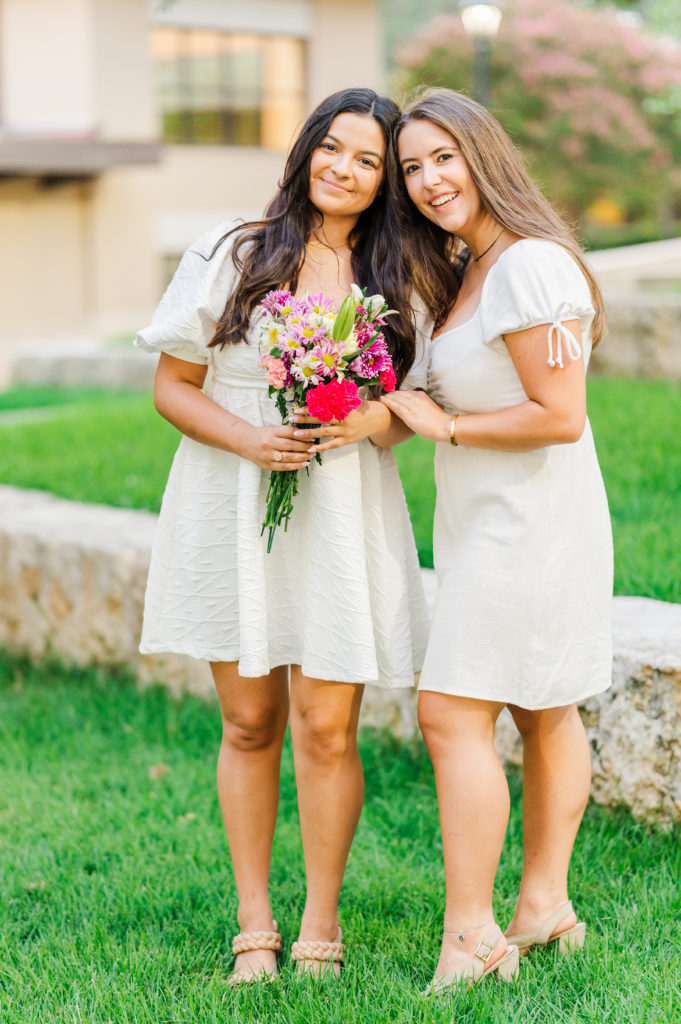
[134,222,237,365]
[400,293,433,390]
[479,239,594,350]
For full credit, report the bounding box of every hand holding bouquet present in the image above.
[258,284,397,551]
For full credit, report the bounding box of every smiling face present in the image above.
[308,112,386,225]
[398,119,488,244]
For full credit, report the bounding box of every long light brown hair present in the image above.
[396,88,606,344]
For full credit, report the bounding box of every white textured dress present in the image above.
[420,239,613,709]
[134,223,430,687]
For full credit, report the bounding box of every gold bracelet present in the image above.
[450,414,460,446]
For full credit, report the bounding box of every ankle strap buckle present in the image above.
[474,940,495,963]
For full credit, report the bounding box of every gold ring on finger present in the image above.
[273,451,284,462]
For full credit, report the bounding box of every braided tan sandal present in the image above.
[291,928,345,978]
[424,924,519,996]
[506,900,586,956]
[228,923,283,986]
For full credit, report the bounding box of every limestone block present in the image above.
[10,341,158,391]
[0,486,209,698]
[591,296,681,380]
[584,597,681,825]
[0,485,156,664]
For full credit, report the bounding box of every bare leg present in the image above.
[289,669,364,972]
[505,703,591,938]
[418,691,510,979]
[211,661,289,980]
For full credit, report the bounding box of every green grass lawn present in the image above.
[0,378,679,601]
[0,385,135,412]
[1,651,680,1024]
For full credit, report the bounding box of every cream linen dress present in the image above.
[134,223,430,687]
[420,239,613,709]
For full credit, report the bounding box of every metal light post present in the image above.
[459,1,504,109]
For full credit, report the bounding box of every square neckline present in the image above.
[432,238,532,343]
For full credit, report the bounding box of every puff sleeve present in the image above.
[479,239,595,368]
[134,222,237,365]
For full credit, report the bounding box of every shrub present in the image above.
[396,0,681,225]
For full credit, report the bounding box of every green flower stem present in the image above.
[261,469,300,553]
[261,425,322,552]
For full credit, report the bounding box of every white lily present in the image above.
[365,293,386,313]
[350,283,364,305]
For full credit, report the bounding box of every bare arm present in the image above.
[380,319,586,452]
[153,352,312,471]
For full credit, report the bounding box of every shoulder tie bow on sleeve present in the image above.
[547,301,583,369]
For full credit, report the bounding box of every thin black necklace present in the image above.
[472,228,505,262]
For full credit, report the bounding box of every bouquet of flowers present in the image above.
[258,283,397,552]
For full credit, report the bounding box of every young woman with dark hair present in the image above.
[135,87,434,984]
[383,88,613,994]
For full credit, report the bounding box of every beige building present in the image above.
[0,0,383,384]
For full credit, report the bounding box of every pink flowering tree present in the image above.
[396,0,681,224]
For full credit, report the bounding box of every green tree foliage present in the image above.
[395,0,681,222]
[582,0,681,40]
[646,0,681,37]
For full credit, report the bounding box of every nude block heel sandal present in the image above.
[557,920,586,953]
[425,924,520,996]
[506,901,586,956]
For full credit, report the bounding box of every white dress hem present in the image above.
[417,678,612,710]
[140,642,420,689]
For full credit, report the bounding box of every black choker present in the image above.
[473,228,505,262]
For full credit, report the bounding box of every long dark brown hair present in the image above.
[208,88,420,385]
[395,88,606,343]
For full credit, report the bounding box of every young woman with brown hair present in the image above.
[383,88,612,994]
[135,88,439,984]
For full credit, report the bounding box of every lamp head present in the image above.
[459,0,504,39]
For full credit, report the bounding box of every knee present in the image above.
[418,693,499,757]
[417,697,451,754]
[293,706,355,767]
[222,704,284,753]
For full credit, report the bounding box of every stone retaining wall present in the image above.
[590,295,681,379]
[1,484,680,824]
[10,341,158,391]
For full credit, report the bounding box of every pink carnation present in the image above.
[259,354,288,389]
[266,359,288,389]
[306,378,362,423]
[379,366,397,393]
